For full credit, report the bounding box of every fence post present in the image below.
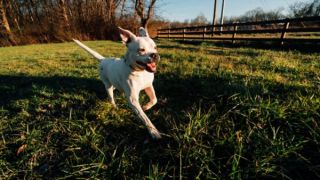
[168,28,170,39]
[203,27,206,40]
[157,29,159,38]
[280,20,290,45]
[211,25,215,37]
[183,28,186,41]
[232,23,238,44]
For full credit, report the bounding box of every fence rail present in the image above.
[157,16,320,45]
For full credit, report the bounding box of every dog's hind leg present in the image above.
[143,86,157,111]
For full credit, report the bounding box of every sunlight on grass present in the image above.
[0,40,319,179]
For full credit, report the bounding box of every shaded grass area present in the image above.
[0,40,319,179]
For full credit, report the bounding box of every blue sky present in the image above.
[158,0,309,22]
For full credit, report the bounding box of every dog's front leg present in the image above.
[102,81,117,107]
[125,91,161,139]
[143,86,157,111]
[106,85,116,107]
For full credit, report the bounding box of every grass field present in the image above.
[0,40,319,179]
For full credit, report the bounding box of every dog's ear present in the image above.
[118,27,137,44]
[138,27,149,37]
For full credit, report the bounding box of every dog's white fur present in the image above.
[73,27,161,139]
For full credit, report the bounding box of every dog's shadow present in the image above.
[1,72,312,133]
[0,75,104,104]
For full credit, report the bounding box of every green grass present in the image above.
[0,40,319,179]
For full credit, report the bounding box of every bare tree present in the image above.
[0,0,12,34]
[0,0,157,45]
[59,0,70,29]
[134,0,157,28]
[119,0,127,20]
[290,0,320,17]
[191,13,209,26]
[0,0,16,45]
[6,0,21,34]
[29,0,42,25]
[106,0,117,24]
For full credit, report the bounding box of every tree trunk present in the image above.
[106,0,116,24]
[29,0,42,25]
[7,0,21,34]
[0,0,16,45]
[141,18,148,28]
[59,0,70,29]
[25,0,34,23]
[119,0,126,20]
[0,0,12,33]
[12,0,24,27]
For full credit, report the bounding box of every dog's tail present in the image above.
[73,39,105,61]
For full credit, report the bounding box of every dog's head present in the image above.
[119,27,160,73]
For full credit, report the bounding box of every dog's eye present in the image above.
[138,48,145,53]
[154,46,157,50]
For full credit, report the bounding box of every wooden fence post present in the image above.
[168,28,170,39]
[280,20,290,45]
[203,27,206,40]
[212,25,215,37]
[232,23,238,44]
[183,28,186,41]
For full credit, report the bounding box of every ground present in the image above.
[0,40,319,179]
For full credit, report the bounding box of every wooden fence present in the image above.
[157,16,320,45]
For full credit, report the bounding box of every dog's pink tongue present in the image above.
[147,62,156,71]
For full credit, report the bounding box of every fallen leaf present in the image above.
[17,144,27,156]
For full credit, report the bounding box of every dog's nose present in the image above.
[150,53,157,59]
[149,53,160,62]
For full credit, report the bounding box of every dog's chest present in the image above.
[128,71,154,89]
[99,59,154,91]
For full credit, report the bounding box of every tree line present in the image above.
[0,0,159,46]
[0,0,319,46]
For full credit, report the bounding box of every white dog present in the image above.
[73,27,161,139]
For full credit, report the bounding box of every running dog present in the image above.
[73,27,161,139]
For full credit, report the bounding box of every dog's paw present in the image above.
[150,129,162,140]
[112,104,118,109]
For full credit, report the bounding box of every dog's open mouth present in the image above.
[136,61,157,73]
